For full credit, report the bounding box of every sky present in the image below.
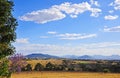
[13,0,120,56]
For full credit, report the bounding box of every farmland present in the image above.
[27,59,63,67]
[25,59,120,73]
[11,71,120,78]
[26,59,97,69]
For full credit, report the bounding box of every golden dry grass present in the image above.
[27,59,96,67]
[27,59,63,69]
[11,71,120,78]
[74,60,97,64]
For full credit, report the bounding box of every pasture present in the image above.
[11,71,120,78]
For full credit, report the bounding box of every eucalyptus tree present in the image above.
[0,0,17,77]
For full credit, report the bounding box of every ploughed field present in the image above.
[12,71,120,78]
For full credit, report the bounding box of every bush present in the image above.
[34,63,44,71]
[0,59,11,78]
[25,64,32,71]
[45,62,55,71]
[9,54,27,73]
[103,69,110,73]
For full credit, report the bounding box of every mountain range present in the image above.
[25,53,120,60]
[25,53,59,59]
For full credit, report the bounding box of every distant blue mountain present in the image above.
[62,55,79,59]
[25,53,120,60]
[78,55,93,59]
[25,53,59,59]
[62,55,120,60]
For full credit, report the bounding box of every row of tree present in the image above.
[21,61,120,73]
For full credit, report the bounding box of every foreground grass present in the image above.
[11,71,120,78]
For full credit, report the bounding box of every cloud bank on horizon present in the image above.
[14,38,120,56]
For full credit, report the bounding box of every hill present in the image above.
[25,53,59,59]
[25,53,120,60]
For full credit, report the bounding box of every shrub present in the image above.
[9,54,27,73]
[103,69,110,73]
[25,64,32,71]
[0,59,11,78]
[34,63,44,71]
[45,62,55,71]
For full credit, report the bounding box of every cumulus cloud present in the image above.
[109,0,120,10]
[104,26,120,32]
[16,38,29,44]
[39,32,97,40]
[19,2,101,24]
[104,15,118,20]
[47,31,57,34]
[108,10,114,14]
[57,33,97,40]
[20,8,66,24]
[14,40,120,56]
[90,8,101,17]
[90,0,100,7]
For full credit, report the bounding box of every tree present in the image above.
[0,58,11,78]
[9,54,27,73]
[25,64,32,71]
[34,63,44,71]
[103,69,110,73]
[45,62,55,71]
[0,0,17,77]
[0,0,17,59]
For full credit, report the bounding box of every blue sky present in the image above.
[13,0,120,56]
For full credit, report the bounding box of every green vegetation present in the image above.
[0,0,17,78]
[34,63,44,71]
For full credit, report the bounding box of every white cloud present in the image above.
[40,36,49,38]
[53,2,92,17]
[53,2,101,18]
[104,15,118,20]
[90,8,101,17]
[82,42,120,48]
[108,10,114,14]
[57,33,97,40]
[47,31,57,34]
[41,32,97,40]
[70,14,77,18]
[16,38,29,44]
[104,26,120,32]
[19,2,101,24]
[20,8,66,24]
[90,0,100,7]
[109,0,120,10]
[14,41,120,56]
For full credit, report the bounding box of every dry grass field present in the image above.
[27,59,96,68]
[27,59,63,69]
[11,71,120,78]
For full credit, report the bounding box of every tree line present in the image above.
[21,59,120,73]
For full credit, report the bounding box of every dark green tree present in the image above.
[45,62,55,71]
[34,63,44,71]
[0,0,17,59]
[0,0,17,77]
[25,64,32,71]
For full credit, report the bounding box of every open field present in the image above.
[27,59,63,69]
[11,71,120,78]
[27,59,97,67]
